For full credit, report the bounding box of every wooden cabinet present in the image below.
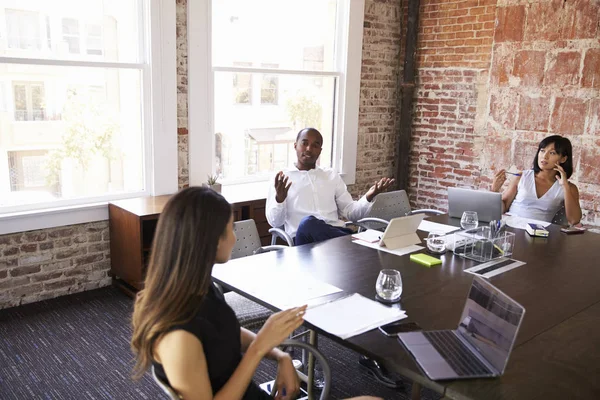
[108,194,270,293]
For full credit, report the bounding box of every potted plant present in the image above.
[205,174,222,193]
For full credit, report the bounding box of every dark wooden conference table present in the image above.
[212,215,600,400]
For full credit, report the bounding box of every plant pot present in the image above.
[204,183,221,193]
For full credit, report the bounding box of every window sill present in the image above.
[0,202,108,236]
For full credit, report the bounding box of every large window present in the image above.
[189,0,365,186]
[0,0,176,230]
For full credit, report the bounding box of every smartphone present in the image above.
[560,226,586,235]
[378,321,422,336]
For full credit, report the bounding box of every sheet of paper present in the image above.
[304,294,407,339]
[212,263,342,309]
[503,214,551,230]
[352,239,424,256]
[351,229,382,243]
[418,220,461,234]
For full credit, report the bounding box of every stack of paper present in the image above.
[417,220,461,234]
[502,214,551,230]
[303,294,407,340]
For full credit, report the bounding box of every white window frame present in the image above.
[188,0,365,188]
[0,0,177,235]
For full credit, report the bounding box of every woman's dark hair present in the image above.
[533,135,574,178]
[131,187,232,379]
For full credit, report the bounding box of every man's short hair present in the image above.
[296,128,322,143]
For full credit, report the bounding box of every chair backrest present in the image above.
[552,206,568,226]
[232,220,263,259]
[151,366,181,400]
[281,339,331,400]
[367,190,412,221]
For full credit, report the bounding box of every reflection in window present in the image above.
[233,62,252,104]
[6,9,42,50]
[62,18,80,54]
[86,24,103,55]
[260,63,279,105]
[13,82,46,121]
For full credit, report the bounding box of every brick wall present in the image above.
[0,222,111,309]
[349,0,404,196]
[407,0,600,229]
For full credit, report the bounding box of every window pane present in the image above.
[0,64,145,207]
[0,0,143,63]
[214,72,336,182]
[6,9,42,50]
[212,0,338,71]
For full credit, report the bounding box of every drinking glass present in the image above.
[460,211,479,230]
[376,269,403,301]
[426,231,446,253]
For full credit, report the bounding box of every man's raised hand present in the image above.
[275,171,292,203]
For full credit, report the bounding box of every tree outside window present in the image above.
[233,61,252,104]
[260,63,279,105]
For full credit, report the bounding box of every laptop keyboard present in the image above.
[423,330,492,376]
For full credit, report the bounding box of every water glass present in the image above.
[376,269,403,301]
[460,211,479,230]
[426,231,446,253]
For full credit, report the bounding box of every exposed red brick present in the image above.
[579,147,600,184]
[550,97,588,135]
[586,99,600,136]
[544,52,581,87]
[177,127,188,135]
[513,138,539,170]
[560,0,599,39]
[524,0,563,42]
[489,91,518,129]
[513,50,546,87]
[10,266,41,277]
[516,95,550,132]
[582,49,600,89]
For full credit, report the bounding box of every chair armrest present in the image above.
[356,217,390,225]
[253,245,289,255]
[410,208,444,216]
[268,227,294,247]
[280,339,331,400]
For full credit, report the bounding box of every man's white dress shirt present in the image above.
[266,166,372,238]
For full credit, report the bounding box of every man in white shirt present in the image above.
[266,127,394,245]
[266,128,403,389]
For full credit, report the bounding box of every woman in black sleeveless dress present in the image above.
[131,187,306,399]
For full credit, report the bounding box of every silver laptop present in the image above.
[398,276,525,380]
[447,187,502,222]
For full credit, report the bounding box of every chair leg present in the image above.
[307,330,317,400]
[411,382,422,400]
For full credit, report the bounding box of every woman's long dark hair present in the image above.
[532,135,574,178]
[131,187,232,379]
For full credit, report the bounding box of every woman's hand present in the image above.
[492,169,506,192]
[274,354,300,399]
[252,306,307,356]
[554,163,569,186]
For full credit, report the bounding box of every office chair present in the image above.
[347,189,443,232]
[150,339,331,400]
[269,226,295,246]
[224,219,290,330]
[551,206,568,226]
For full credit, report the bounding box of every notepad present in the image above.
[410,253,442,267]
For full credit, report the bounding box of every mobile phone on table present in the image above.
[560,226,586,235]
[378,321,422,336]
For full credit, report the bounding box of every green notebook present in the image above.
[410,253,442,267]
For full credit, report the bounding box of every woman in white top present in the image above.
[492,135,582,225]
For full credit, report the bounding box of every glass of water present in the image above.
[376,269,402,301]
[426,231,446,254]
[460,211,479,230]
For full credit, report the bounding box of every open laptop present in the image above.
[447,187,502,222]
[398,276,525,380]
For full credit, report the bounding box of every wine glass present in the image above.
[426,231,446,254]
[376,269,403,301]
[460,211,479,230]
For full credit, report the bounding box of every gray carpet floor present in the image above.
[0,286,441,400]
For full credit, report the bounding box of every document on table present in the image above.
[304,293,407,340]
[212,263,342,309]
[417,220,461,234]
[503,214,551,230]
[464,258,526,278]
[352,239,423,256]
[351,229,382,243]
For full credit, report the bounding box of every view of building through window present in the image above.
[0,0,145,208]
[212,0,338,183]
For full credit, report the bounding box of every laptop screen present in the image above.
[456,277,525,374]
